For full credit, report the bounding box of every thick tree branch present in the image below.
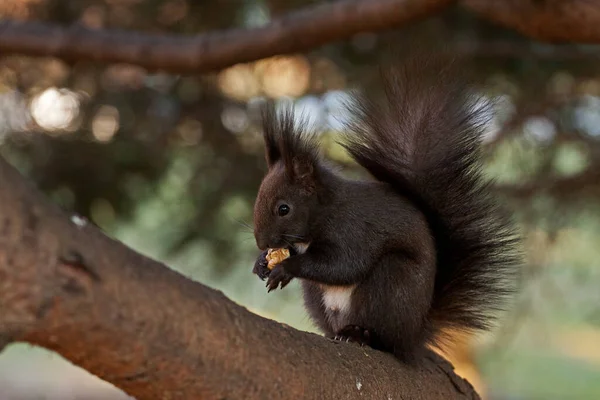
[0,0,451,73]
[0,155,478,399]
[462,0,600,43]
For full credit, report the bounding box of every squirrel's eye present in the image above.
[277,204,290,217]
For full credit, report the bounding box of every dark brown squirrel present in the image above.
[251,52,520,363]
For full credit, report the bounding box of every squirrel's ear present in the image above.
[292,156,316,192]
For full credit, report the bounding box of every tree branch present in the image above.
[0,0,599,75]
[495,166,600,202]
[0,155,478,399]
[0,0,452,73]
[462,0,600,43]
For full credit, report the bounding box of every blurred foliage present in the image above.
[2,1,600,399]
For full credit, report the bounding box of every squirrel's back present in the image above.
[341,53,520,343]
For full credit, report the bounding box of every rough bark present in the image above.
[0,0,452,73]
[0,155,479,399]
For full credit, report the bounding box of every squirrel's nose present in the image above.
[255,236,269,251]
[255,232,284,250]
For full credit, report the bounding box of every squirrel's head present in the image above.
[253,104,320,251]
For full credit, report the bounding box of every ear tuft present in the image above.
[261,103,282,167]
[260,101,320,188]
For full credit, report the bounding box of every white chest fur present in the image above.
[320,284,356,331]
[293,242,355,329]
[321,285,355,314]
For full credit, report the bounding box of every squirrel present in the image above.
[251,52,520,362]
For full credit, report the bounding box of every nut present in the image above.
[266,248,290,270]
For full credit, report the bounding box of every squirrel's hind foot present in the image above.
[333,325,373,347]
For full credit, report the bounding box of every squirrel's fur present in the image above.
[252,52,520,362]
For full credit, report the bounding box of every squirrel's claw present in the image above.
[252,250,270,280]
[266,264,293,292]
[333,325,373,347]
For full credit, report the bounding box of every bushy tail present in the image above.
[341,53,520,342]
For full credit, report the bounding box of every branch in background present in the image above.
[0,155,478,400]
[0,0,452,73]
[496,166,600,201]
[1,0,600,74]
[462,0,600,43]
[458,41,600,60]
[482,97,573,149]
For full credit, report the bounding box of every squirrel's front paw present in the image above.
[266,264,293,292]
[252,250,270,280]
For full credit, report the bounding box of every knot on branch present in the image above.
[57,250,101,295]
